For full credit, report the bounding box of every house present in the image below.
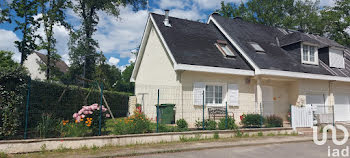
[23,52,69,80]
[130,10,350,126]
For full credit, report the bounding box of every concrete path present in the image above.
[90,136,314,158]
[135,141,350,158]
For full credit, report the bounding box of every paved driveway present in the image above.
[134,141,350,158]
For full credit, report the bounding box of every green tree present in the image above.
[218,0,323,33]
[68,0,146,85]
[0,1,11,23]
[114,63,134,93]
[0,51,19,68]
[321,0,350,46]
[95,53,122,90]
[11,0,40,65]
[37,0,70,80]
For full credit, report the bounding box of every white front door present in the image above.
[262,86,274,116]
[334,94,350,122]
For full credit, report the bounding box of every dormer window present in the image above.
[301,44,318,65]
[329,48,345,68]
[216,40,235,57]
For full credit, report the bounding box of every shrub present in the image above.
[176,119,188,131]
[72,104,111,135]
[36,114,60,138]
[111,110,151,135]
[241,114,264,128]
[265,115,283,128]
[213,132,219,139]
[195,119,216,130]
[206,120,217,130]
[61,122,89,137]
[218,117,237,130]
[0,66,27,139]
[158,124,176,132]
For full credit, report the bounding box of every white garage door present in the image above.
[334,94,350,122]
[306,94,327,114]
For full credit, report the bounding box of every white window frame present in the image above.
[216,40,235,57]
[301,43,319,65]
[205,83,226,107]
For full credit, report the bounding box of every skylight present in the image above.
[250,42,265,52]
[216,40,235,57]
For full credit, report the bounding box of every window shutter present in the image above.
[227,84,239,106]
[329,49,345,68]
[193,82,205,105]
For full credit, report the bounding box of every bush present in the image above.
[265,115,283,127]
[195,119,216,130]
[176,119,188,131]
[0,66,28,139]
[36,114,60,138]
[60,122,89,137]
[72,104,111,135]
[26,80,131,131]
[218,117,237,130]
[110,111,151,135]
[241,114,264,128]
[158,124,176,132]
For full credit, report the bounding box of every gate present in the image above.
[291,105,313,129]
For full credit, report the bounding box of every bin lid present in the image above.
[155,104,175,107]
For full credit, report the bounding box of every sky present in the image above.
[0,0,337,71]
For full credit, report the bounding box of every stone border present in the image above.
[0,127,293,154]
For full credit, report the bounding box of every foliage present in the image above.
[110,111,151,135]
[0,64,28,139]
[68,0,146,82]
[37,0,70,80]
[218,117,237,130]
[113,63,135,94]
[158,124,176,132]
[26,80,130,132]
[265,115,283,128]
[241,114,264,128]
[217,0,350,47]
[94,55,122,91]
[257,131,263,137]
[0,1,10,23]
[60,122,89,137]
[0,51,19,68]
[195,119,217,130]
[36,113,60,138]
[213,132,219,139]
[176,119,188,131]
[11,0,40,65]
[72,103,110,135]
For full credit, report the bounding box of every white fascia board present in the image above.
[174,64,255,76]
[130,14,178,82]
[208,16,260,71]
[130,15,152,82]
[257,69,350,82]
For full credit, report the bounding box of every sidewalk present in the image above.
[16,135,315,158]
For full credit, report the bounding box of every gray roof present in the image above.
[35,52,69,73]
[151,13,350,77]
[151,13,253,71]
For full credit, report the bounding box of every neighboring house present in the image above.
[23,52,69,80]
[131,11,350,126]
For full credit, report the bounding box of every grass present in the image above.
[0,152,8,158]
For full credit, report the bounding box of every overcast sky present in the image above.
[0,0,336,71]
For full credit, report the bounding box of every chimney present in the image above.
[163,9,171,27]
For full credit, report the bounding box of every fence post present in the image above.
[202,90,205,130]
[157,89,159,133]
[290,104,292,129]
[225,101,228,129]
[24,78,31,139]
[98,82,104,136]
[260,102,263,128]
[332,105,335,126]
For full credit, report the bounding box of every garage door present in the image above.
[334,94,350,122]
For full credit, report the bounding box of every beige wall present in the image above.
[134,26,181,121]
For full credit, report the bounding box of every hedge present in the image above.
[26,80,131,129]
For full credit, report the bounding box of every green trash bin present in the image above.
[156,104,176,124]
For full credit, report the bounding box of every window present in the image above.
[216,40,235,57]
[329,48,345,68]
[301,44,318,65]
[250,42,265,52]
[205,85,223,104]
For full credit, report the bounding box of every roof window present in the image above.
[216,40,235,57]
[249,42,265,52]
